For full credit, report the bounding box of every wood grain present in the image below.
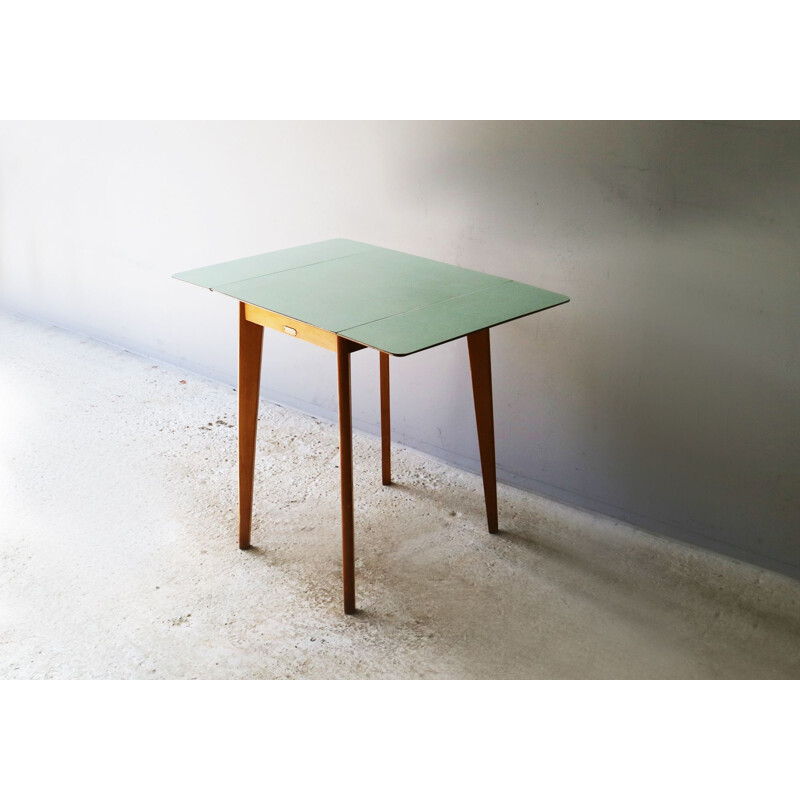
[244,303,338,351]
[239,301,264,549]
[338,337,356,613]
[380,352,391,486]
[467,328,498,533]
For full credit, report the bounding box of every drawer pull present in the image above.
[283,326,297,336]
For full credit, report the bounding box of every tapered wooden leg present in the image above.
[337,337,356,614]
[239,302,263,550]
[467,328,498,533]
[380,352,391,486]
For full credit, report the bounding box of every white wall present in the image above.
[1,121,798,578]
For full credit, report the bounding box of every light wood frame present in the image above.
[238,301,497,614]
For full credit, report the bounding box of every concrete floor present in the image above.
[1,310,799,679]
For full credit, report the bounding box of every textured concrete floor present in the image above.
[1,310,799,679]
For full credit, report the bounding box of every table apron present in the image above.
[243,303,340,352]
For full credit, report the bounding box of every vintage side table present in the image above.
[174,239,568,613]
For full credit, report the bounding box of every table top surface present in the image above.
[173,239,569,355]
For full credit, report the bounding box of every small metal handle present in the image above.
[283,326,297,336]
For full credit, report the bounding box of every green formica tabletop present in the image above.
[174,238,568,355]
[174,238,569,615]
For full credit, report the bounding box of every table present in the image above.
[174,239,568,613]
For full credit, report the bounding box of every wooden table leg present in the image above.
[380,351,391,486]
[239,302,263,550]
[467,328,498,533]
[337,337,356,614]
